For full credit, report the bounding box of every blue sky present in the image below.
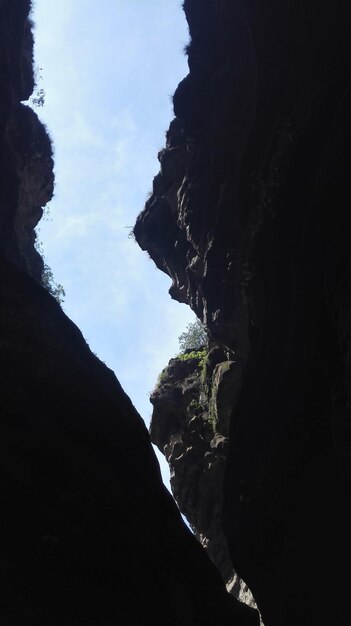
[30,0,195,489]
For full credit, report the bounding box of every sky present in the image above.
[29,0,195,490]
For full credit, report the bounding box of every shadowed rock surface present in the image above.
[0,1,260,624]
[134,0,351,624]
[150,348,259,613]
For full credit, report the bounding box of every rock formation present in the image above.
[0,1,259,624]
[150,347,258,612]
[134,1,351,624]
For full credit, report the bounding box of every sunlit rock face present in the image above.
[150,348,259,614]
[0,2,260,625]
[134,0,351,624]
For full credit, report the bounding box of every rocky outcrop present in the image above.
[150,347,258,611]
[134,1,351,624]
[0,2,259,625]
[0,0,50,281]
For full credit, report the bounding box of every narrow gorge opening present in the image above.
[29,0,196,491]
[2,1,350,624]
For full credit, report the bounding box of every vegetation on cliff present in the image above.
[35,235,65,304]
[154,317,207,391]
[178,318,207,352]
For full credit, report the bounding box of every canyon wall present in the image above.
[150,347,258,612]
[134,1,351,624]
[0,2,259,624]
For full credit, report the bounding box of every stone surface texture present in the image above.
[150,348,259,613]
[0,2,259,625]
[134,1,351,624]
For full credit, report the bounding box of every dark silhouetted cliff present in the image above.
[134,1,351,624]
[0,2,259,624]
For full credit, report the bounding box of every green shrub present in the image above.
[35,236,65,305]
[41,264,65,305]
[155,368,168,387]
[178,319,207,352]
[177,349,207,362]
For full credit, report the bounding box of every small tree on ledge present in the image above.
[178,319,207,353]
